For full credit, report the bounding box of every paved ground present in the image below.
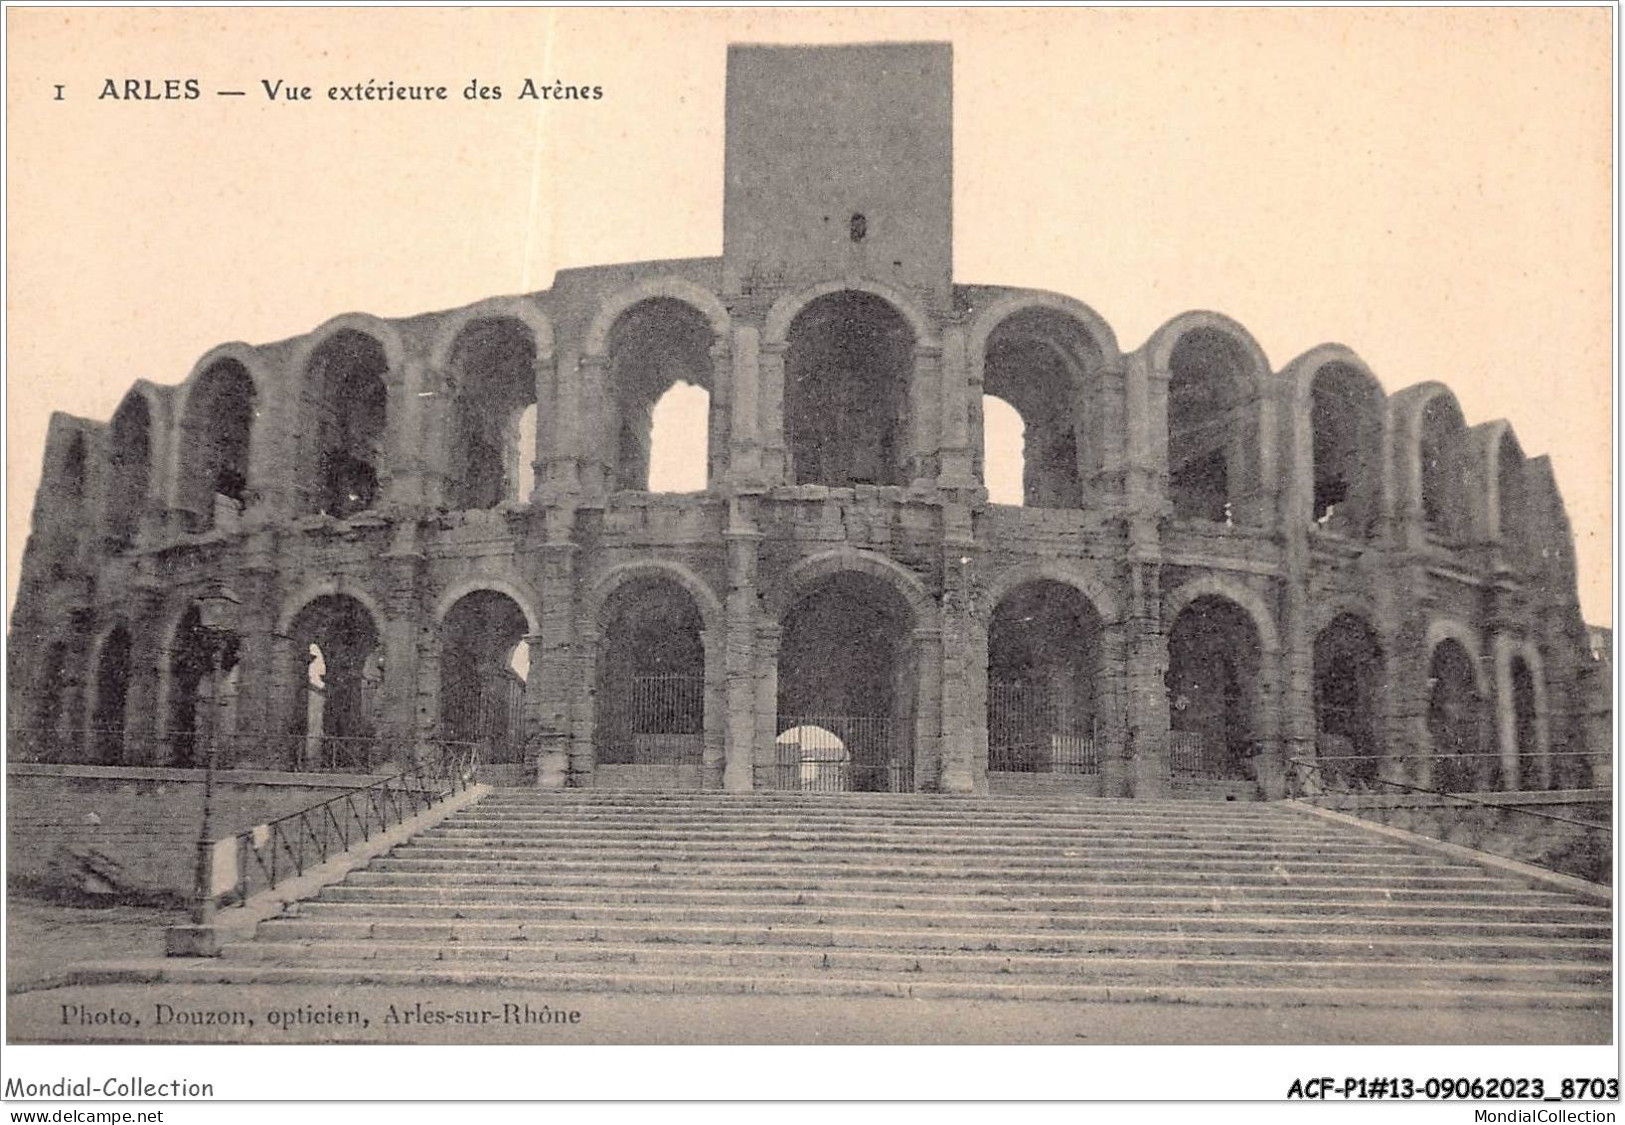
[6,899,1608,1045]
[6,897,182,990]
[9,978,1610,1045]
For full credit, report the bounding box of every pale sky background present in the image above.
[6,7,1613,623]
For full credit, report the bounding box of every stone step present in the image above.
[218,940,1613,988]
[286,899,1611,940]
[249,917,1612,961]
[363,856,1510,890]
[475,793,1285,812]
[454,807,1310,828]
[338,868,1572,905]
[314,884,1608,923]
[421,827,1414,855]
[151,960,1608,1010]
[375,849,1485,878]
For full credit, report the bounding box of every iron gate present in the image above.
[767,716,912,792]
[443,670,527,764]
[987,682,1097,774]
[597,673,705,766]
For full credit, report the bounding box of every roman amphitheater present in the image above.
[9,43,1604,804]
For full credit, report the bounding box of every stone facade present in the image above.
[8,43,1603,800]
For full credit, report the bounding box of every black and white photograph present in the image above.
[1,3,1615,1108]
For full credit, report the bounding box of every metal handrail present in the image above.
[206,740,481,909]
[1286,756,1611,835]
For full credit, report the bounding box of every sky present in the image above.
[5,7,1613,622]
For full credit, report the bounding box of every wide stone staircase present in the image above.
[168,790,1611,1007]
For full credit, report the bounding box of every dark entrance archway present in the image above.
[439,590,531,768]
[776,571,917,791]
[785,291,914,488]
[285,594,384,771]
[987,580,1103,775]
[177,360,256,532]
[302,330,389,519]
[92,624,133,764]
[1166,595,1263,781]
[1427,638,1488,792]
[1313,614,1384,782]
[593,577,707,787]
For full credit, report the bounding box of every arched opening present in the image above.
[303,330,389,518]
[647,381,711,493]
[1510,655,1541,789]
[285,595,383,771]
[1497,432,1529,565]
[605,299,715,492]
[594,577,706,784]
[1166,595,1262,781]
[785,291,913,488]
[777,571,917,791]
[92,624,133,764]
[1309,363,1384,536]
[446,318,538,509]
[982,310,1103,507]
[1419,395,1468,542]
[987,580,1102,775]
[104,395,151,552]
[1427,638,1488,792]
[440,590,530,766]
[177,359,256,533]
[1313,614,1384,782]
[1167,329,1261,525]
[981,395,1025,505]
[30,642,76,760]
[164,604,241,767]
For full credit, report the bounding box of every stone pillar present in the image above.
[381,522,426,766]
[231,531,281,766]
[753,623,782,787]
[541,352,584,500]
[937,505,980,793]
[707,339,734,489]
[1279,373,1317,788]
[938,327,975,491]
[1491,633,1519,790]
[729,327,763,487]
[1090,359,1131,503]
[1254,644,1287,800]
[577,353,612,500]
[1280,586,1317,786]
[1393,619,1434,790]
[911,626,943,793]
[420,365,454,510]
[533,509,579,787]
[1125,557,1170,798]
[758,340,788,485]
[246,354,295,524]
[910,342,943,488]
[571,618,600,787]
[1097,620,1130,798]
[701,624,727,789]
[1124,352,1166,511]
[123,582,168,766]
[723,499,763,790]
[383,355,428,510]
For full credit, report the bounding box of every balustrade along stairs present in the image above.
[155,790,1610,1008]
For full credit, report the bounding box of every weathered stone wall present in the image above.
[11,264,1596,806]
[6,763,387,900]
